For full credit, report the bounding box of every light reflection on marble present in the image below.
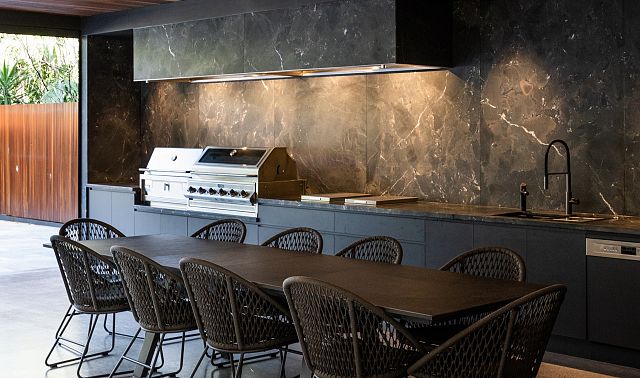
[274,76,367,194]
[366,71,481,204]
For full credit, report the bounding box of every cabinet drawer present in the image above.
[259,206,334,232]
[335,213,424,243]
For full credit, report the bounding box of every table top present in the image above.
[80,234,545,323]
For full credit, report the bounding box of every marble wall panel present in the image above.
[87,36,141,184]
[141,82,199,164]
[198,80,275,147]
[133,15,244,80]
[274,76,367,194]
[624,0,640,214]
[366,71,481,203]
[244,0,395,72]
[479,0,625,215]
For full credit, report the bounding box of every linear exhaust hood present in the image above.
[133,0,452,83]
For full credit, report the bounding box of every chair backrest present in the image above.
[190,219,247,243]
[180,258,296,352]
[261,227,323,254]
[283,276,425,378]
[50,235,128,313]
[111,246,195,332]
[335,236,403,264]
[440,246,526,282]
[59,218,125,241]
[408,284,566,378]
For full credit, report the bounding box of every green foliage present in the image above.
[0,34,78,104]
[0,61,22,104]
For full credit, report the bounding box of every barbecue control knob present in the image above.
[229,190,238,197]
[208,188,217,195]
[188,186,197,193]
[218,189,227,196]
[198,187,206,194]
[240,190,249,198]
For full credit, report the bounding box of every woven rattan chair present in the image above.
[283,276,426,378]
[59,218,129,339]
[335,236,403,264]
[110,246,198,377]
[59,218,126,241]
[190,219,247,243]
[181,258,298,377]
[408,284,566,378]
[409,247,527,345]
[440,246,526,282]
[46,236,132,378]
[261,227,323,254]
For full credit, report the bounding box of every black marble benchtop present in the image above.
[259,198,640,236]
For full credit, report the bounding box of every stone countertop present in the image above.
[259,198,640,236]
[87,183,140,193]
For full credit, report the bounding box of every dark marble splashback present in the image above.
[244,0,396,72]
[91,0,640,215]
[87,36,141,184]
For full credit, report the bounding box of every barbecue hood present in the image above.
[133,0,452,83]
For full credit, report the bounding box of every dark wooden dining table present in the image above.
[80,234,545,377]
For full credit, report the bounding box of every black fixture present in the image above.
[544,139,579,216]
[520,183,529,212]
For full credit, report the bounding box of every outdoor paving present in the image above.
[0,219,638,377]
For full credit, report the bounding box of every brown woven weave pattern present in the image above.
[261,227,323,254]
[59,218,125,241]
[408,285,566,378]
[284,277,425,378]
[181,258,298,352]
[50,236,129,313]
[440,247,526,282]
[335,236,403,264]
[111,247,196,333]
[503,285,566,377]
[190,219,247,243]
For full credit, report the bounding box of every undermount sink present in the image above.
[493,211,609,223]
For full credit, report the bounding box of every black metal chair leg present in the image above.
[45,306,78,367]
[235,353,245,377]
[279,348,289,378]
[108,327,142,378]
[190,347,209,378]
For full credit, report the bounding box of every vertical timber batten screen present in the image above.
[0,103,78,223]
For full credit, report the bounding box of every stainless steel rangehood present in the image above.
[133,0,452,83]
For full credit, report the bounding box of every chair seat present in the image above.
[207,316,298,352]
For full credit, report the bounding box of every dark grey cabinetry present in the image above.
[588,255,640,350]
[133,210,187,236]
[526,228,586,340]
[335,212,425,267]
[473,223,527,255]
[87,187,135,235]
[424,220,473,268]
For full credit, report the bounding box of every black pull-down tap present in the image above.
[544,139,579,216]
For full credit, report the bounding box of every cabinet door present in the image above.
[526,228,586,340]
[473,223,527,256]
[334,213,424,244]
[425,220,473,269]
[111,192,135,236]
[87,189,111,224]
[588,256,640,350]
[259,206,334,232]
[134,210,162,235]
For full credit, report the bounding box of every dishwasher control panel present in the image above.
[586,238,640,261]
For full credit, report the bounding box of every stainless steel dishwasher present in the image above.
[586,237,640,351]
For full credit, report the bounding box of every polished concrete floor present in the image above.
[1,219,639,377]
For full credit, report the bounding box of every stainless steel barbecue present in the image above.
[139,148,203,209]
[185,147,305,217]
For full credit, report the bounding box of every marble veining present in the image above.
[244,0,395,72]
[87,36,141,184]
[91,0,640,216]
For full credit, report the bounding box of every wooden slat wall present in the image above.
[0,103,78,223]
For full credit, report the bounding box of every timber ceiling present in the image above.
[0,0,181,17]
